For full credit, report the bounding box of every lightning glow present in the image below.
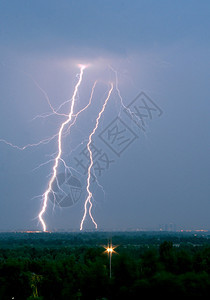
[80,83,114,231]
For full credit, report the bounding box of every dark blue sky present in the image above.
[0,0,209,231]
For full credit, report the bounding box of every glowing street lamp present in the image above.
[104,242,117,279]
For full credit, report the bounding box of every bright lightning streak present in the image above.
[65,80,98,134]
[80,83,113,231]
[39,65,87,232]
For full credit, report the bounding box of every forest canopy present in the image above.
[0,231,210,299]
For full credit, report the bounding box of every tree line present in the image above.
[0,233,210,299]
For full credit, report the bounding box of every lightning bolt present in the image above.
[38,64,88,232]
[80,82,113,231]
[0,63,123,232]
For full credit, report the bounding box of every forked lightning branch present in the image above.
[0,65,114,232]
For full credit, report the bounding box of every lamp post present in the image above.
[104,242,117,279]
[107,246,113,278]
